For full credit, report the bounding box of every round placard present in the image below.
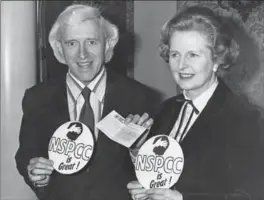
[48,121,94,174]
[135,135,184,189]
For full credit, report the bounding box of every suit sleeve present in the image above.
[15,89,50,199]
[143,88,162,118]
[147,100,169,139]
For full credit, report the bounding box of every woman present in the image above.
[126,6,264,200]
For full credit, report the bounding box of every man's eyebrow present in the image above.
[87,37,100,40]
[169,50,179,54]
[63,39,76,42]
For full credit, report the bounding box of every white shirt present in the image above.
[170,79,219,142]
[66,68,106,140]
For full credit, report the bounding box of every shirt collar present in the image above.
[66,67,106,103]
[183,78,219,113]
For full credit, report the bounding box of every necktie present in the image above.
[175,97,199,142]
[79,87,94,133]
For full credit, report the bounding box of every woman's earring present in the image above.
[212,67,218,72]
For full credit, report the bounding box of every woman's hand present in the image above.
[124,113,153,129]
[147,188,183,200]
[127,180,149,200]
[125,113,154,149]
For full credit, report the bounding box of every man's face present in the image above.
[60,19,106,84]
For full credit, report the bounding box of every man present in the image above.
[15,4,159,200]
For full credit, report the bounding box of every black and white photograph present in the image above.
[1,1,264,200]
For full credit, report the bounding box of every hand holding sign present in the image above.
[147,188,183,200]
[127,180,148,200]
[27,157,54,187]
[135,135,184,189]
[127,180,183,200]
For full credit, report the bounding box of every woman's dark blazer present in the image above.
[149,79,264,200]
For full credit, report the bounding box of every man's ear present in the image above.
[53,41,67,64]
[104,38,118,63]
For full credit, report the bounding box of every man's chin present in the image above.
[79,75,97,84]
[73,67,103,84]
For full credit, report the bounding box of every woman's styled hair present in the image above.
[159,6,240,70]
[49,3,119,64]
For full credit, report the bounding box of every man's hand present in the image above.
[147,188,183,200]
[125,113,154,149]
[27,157,54,187]
[127,180,149,200]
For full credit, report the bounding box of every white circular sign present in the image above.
[48,121,94,174]
[135,135,184,189]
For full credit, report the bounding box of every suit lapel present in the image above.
[180,80,229,157]
[102,70,119,118]
[52,79,70,126]
[95,70,121,146]
[86,70,127,178]
[150,97,180,138]
[164,97,183,136]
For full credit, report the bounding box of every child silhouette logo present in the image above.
[66,122,83,141]
[152,136,170,156]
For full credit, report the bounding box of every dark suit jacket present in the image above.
[15,70,160,200]
[149,79,264,200]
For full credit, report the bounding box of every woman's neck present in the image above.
[184,76,218,100]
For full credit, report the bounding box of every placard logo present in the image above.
[48,121,94,174]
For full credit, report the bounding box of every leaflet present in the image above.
[96,110,147,148]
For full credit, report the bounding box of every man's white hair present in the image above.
[49,4,119,64]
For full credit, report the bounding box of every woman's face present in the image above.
[168,30,218,99]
